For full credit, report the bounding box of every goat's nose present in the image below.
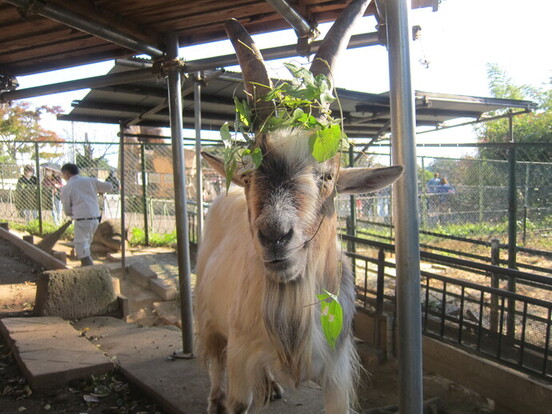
[258,227,294,248]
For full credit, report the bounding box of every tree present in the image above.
[76,135,113,174]
[476,64,552,162]
[0,101,64,162]
[476,65,552,212]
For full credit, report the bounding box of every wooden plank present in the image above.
[0,36,112,63]
[0,28,86,55]
[0,227,67,271]
[6,47,129,77]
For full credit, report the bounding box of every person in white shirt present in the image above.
[60,163,113,266]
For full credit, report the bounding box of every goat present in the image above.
[195,1,404,412]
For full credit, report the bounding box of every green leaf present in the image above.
[251,147,263,168]
[317,290,343,350]
[234,97,251,128]
[224,157,237,193]
[220,123,232,147]
[309,124,342,162]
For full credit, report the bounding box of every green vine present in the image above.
[220,62,347,191]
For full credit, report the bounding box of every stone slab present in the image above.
[0,317,114,389]
[127,263,157,288]
[34,265,119,320]
[74,317,325,414]
[149,277,177,301]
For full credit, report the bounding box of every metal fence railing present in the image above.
[344,235,552,382]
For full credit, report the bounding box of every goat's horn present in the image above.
[310,0,371,84]
[224,18,275,134]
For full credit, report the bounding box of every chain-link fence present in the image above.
[0,139,224,245]
[340,142,552,275]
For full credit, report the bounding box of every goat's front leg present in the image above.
[225,341,254,413]
[208,354,228,414]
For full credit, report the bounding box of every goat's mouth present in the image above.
[263,257,292,271]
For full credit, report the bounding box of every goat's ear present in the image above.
[336,166,404,194]
[201,151,246,187]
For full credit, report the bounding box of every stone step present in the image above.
[0,317,114,389]
[74,316,326,414]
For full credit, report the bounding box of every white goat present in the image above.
[195,1,403,413]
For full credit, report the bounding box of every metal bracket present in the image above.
[151,57,187,78]
[0,73,19,94]
[296,25,320,57]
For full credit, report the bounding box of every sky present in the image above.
[15,0,552,157]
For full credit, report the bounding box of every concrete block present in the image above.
[149,278,177,301]
[23,234,34,244]
[117,295,129,321]
[34,265,119,320]
[52,250,67,264]
[423,336,552,414]
[128,263,157,288]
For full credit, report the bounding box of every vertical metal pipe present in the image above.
[166,32,194,355]
[507,115,517,338]
[490,238,500,332]
[385,0,424,412]
[194,77,204,244]
[140,143,150,246]
[420,156,426,228]
[119,124,126,274]
[478,159,484,222]
[34,142,43,234]
[507,117,517,269]
[348,145,356,252]
[523,163,530,245]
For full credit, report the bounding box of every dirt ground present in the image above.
[0,233,496,414]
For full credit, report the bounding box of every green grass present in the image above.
[129,227,177,247]
[10,219,74,239]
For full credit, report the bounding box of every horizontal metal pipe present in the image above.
[125,70,223,127]
[1,31,380,101]
[265,0,313,37]
[0,68,154,102]
[4,0,163,57]
[184,31,380,72]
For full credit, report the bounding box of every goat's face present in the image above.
[203,130,403,284]
[243,130,337,283]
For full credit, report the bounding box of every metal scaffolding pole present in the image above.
[166,32,194,356]
[385,0,424,413]
[194,77,204,244]
[0,69,155,102]
[119,124,126,274]
[265,0,313,38]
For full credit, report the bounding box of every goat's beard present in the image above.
[262,271,314,384]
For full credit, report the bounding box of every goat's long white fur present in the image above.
[195,185,359,414]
